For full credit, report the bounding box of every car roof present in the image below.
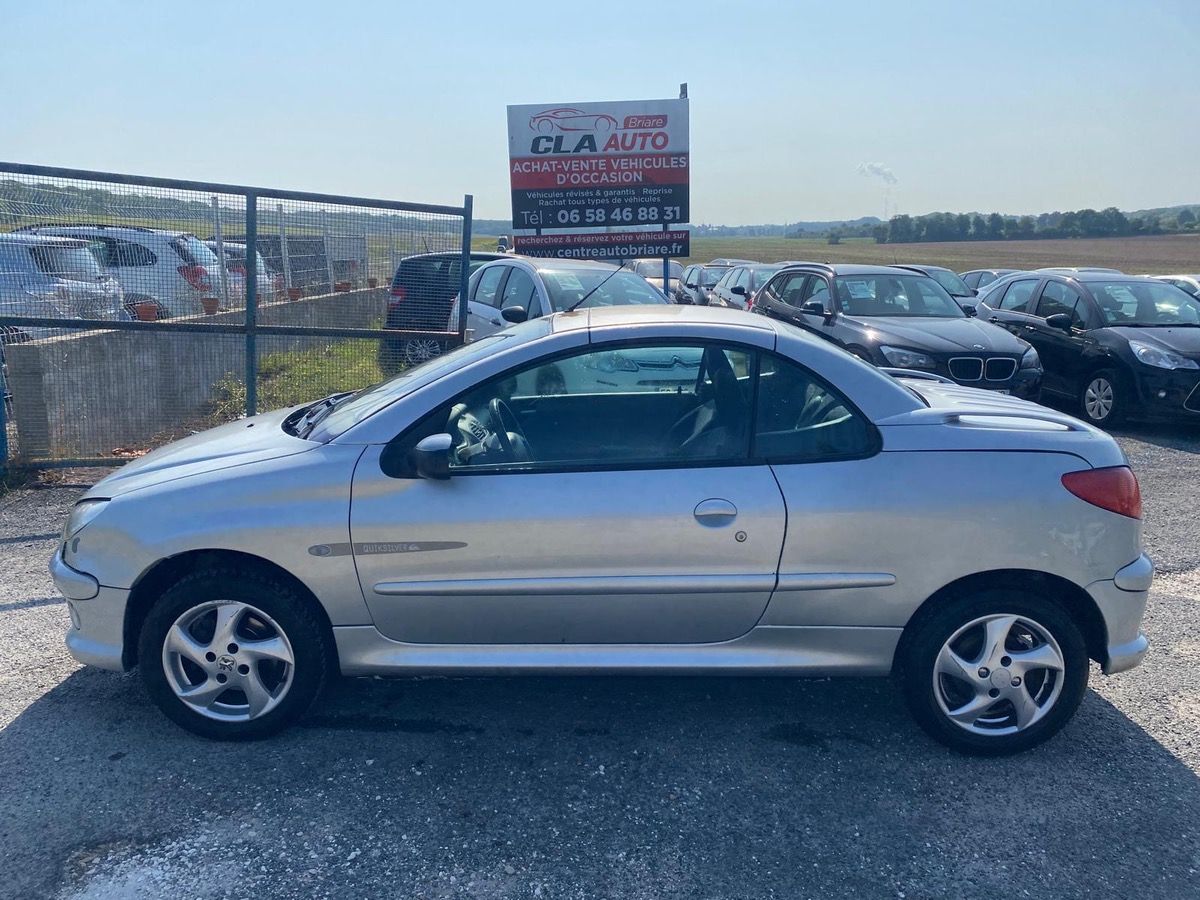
[15,223,181,237]
[778,263,924,277]
[402,251,507,262]
[893,264,954,275]
[525,257,619,273]
[0,232,90,247]
[551,302,785,335]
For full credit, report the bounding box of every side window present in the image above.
[85,238,115,267]
[800,276,830,308]
[962,272,981,289]
[113,239,156,267]
[1036,282,1086,327]
[499,268,536,312]
[997,279,1038,312]
[713,269,735,292]
[776,273,809,306]
[754,354,877,462]
[432,343,753,472]
[682,266,698,287]
[472,265,507,307]
[734,268,753,292]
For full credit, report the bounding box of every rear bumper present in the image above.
[1089,553,1153,675]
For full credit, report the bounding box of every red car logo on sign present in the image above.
[529,108,619,134]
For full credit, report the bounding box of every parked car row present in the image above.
[4,225,304,326]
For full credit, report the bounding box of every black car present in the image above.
[752,263,1043,399]
[379,251,508,374]
[979,271,1200,426]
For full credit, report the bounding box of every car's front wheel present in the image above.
[139,567,331,740]
[898,590,1088,755]
[1079,368,1125,427]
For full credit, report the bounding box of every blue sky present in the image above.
[4,0,1197,225]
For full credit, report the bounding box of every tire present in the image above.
[897,589,1088,756]
[139,567,331,740]
[1079,368,1125,428]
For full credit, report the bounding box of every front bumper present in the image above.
[1089,553,1153,675]
[1130,368,1200,421]
[50,548,128,672]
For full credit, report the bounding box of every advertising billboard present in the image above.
[507,98,690,231]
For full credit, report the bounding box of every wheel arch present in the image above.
[892,569,1107,674]
[122,549,338,671]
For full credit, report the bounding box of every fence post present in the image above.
[322,213,335,292]
[458,195,473,343]
[211,195,230,307]
[245,192,258,417]
[277,203,292,291]
[0,362,8,479]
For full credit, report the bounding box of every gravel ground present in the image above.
[1,431,1198,900]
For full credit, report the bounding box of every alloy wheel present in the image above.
[1083,376,1114,421]
[404,339,443,365]
[161,600,295,722]
[932,613,1066,736]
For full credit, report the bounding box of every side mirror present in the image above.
[959,302,978,317]
[412,433,453,480]
[685,281,698,289]
[1045,313,1073,332]
[501,306,528,323]
[801,299,829,317]
[731,285,747,296]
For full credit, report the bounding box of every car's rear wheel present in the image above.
[1079,368,1124,427]
[898,590,1088,755]
[139,568,330,740]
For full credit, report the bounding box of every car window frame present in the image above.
[472,263,511,308]
[1034,280,1092,329]
[381,339,883,479]
[995,277,1042,313]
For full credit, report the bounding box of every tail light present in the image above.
[178,265,212,291]
[1061,466,1141,519]
[388,284,406,307]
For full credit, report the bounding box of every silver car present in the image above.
[51,307,1151,754]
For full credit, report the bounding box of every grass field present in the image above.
[473,233,1200,276]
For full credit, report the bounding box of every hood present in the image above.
[86,406,316,498]
[850,315,1025,353]
[1106,326,1200,357]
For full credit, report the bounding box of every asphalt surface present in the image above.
[1,427,1198,900]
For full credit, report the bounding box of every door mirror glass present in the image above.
[413,433,453,480]
[959,302,978,317]
[801,299,827,316]
[501,306,528,323]
[731,285,747,296]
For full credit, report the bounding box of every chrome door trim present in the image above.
[373,573,777,597]
[334,624,902,676]
[775,573,896,591]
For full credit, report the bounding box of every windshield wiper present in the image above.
[295,391,355,439]
[565,262,628,313]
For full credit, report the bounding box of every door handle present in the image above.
[489,317,502,326]
[1024,324,1037,331]
[989,317,1000,324]
[694,498,738,526]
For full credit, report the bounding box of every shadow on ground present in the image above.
[1,670,1197,900]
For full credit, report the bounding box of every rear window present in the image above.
[28,244,106,280]
[700,266,729,287]
[170,234,222,268]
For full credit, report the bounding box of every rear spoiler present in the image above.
[875,407,1092,432]
[878,367,956,384]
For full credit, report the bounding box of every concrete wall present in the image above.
[6,288,387,459]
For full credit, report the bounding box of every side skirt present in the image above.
[333,625,902,677]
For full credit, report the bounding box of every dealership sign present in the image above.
[507,98,690,232]
[512,230,690,260]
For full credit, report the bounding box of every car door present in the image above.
[677,265,698,304]
[982,277,1042,338]
[348,340,787,645]
[1027,280,1095,397]
[709,268,737,307]
[466,263,509,338]
[497,266,544,323]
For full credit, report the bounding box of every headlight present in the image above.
[1020,346,1042,370]
[63,499,108,540]
[879,345,937,370]
[1129,340,1199,370]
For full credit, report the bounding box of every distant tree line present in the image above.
[869,207,1198,244]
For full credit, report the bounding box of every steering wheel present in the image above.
[487,398,530,456]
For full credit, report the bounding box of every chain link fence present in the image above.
[0,163,471,468]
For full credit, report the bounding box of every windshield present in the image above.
[700,266,729,288]
[543,269,670,310]
[925,268,974,297]
[632,260,684,279]
[1091,281,1200,326]
[310,331,526,439]
[833,274,965,318]
[27,244,106,281]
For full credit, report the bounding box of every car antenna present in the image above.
[565,261,628,313]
